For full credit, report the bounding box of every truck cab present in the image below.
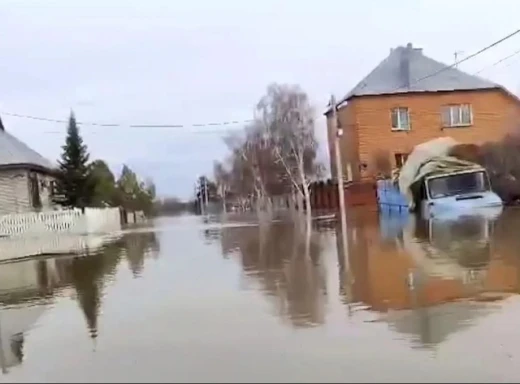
[419,169,503,219]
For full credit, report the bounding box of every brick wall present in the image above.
[328,88,520,180]
[326,102,361,181]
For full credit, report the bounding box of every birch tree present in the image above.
[213,160,230,213]
[223,123,286,218]
[255,83,321,227]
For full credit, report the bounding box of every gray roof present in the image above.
[0,128,54,171]
[338,43,501,105]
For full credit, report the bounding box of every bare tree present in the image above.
[255,83,321,227]
[217,83,321,229]
[223,121,290,218]
[213,160,229,213]
[223,129,266,215]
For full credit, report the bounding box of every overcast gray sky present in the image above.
[1,0,520,199]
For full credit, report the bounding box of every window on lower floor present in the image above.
[391,107,410,131]
[28,172,42,209]
[441,104,473,127]
[395,153,409,168]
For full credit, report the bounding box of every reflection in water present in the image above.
[0,229,159,374]
[122,230,161,278]
[219,221,328,328]
[2,213,520,381]
[340,207,520,349]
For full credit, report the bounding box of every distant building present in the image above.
[0,117,56,214]
[326,43,520,181]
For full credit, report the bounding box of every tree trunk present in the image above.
[302,182,312,231]
[297,156,312,230]
[296,188,303,215]
[266,197,273,218]
[288,189,297,219]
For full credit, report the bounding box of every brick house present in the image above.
[326,43,520,182]
[0,118,56,214]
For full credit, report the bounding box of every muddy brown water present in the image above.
[0,210,520,383]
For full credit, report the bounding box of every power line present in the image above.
[0,110,254,129]
[10,29,519,129]
[39,127,243,136]
[393,28,520,91]
[474,48,520,75]
[334,28,520,110]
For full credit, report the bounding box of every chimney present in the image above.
[400,43,413,89]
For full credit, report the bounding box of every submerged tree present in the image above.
[256,83,321,225]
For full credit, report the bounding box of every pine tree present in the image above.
[54,112,92,208]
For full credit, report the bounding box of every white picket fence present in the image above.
[0,233,123,262]
[0,207,122,238]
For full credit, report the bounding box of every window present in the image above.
[394,153,409,168]
[391,107,410,131]
[441,104,473,127]
[427,171,489,199]
[28,172,42,210]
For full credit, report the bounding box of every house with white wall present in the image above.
[0,117,56,215]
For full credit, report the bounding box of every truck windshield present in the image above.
[427,171,490,199]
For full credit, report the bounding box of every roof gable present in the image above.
[0,127,54,171]
[340,43,500,104]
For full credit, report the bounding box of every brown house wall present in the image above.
[328,89,520,180]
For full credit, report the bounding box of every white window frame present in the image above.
[441,104,473,128]
[391,107,410,131]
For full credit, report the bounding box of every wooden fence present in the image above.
[309,179,378,210]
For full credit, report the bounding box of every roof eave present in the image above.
[0,163,57,176]
[323,94,357,116]
[324,86,515,115]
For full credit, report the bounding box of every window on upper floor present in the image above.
[441,104,473,127]
[391,107,410,131]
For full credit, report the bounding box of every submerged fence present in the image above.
[309,179,378,210]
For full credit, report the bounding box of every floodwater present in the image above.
[1,209,520,383]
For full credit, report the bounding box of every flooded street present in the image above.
[1,211,520,382]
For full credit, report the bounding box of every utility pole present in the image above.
[204,177,209,214]
[331,95,354,308]
[221,184,227,215]
[330,94,349,274]
[330,95,353,314]
[197,178,205,216]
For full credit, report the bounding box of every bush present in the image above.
[473,134,520,204]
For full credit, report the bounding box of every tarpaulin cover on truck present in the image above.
[396,137,485,210]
